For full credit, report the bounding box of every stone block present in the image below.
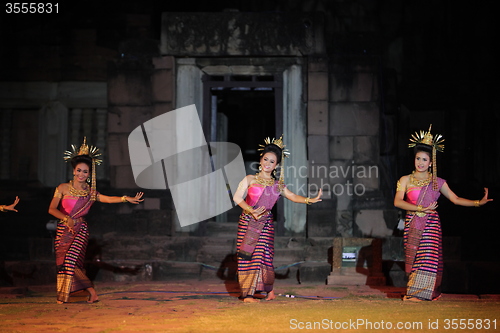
[352,191,387,211]
[297,262,331,283]
[147,210,173,236]
[107,134,130,166]
[328,160,352,184]
[353,168,380,191]
[355,210,392,238]
[152,102,174,117]
[57,82,107,108]
[107,106,152,133]
[308,135,329,164]
[330,136,353,160]
[307,209,335,237]
[307,101,328,135]
[330,103,379,136]
[108,70,152,106]
[152,69,174,103]
[327,270,367,285]
[353,136,379,164]
[308,60,328,72]
[307,163,330,199]
[143,197,160,210]
[153,56,175,70]
[304,237,335,260]
[111,165,139,189]
[331,71,378,102]
[308,72,328,100]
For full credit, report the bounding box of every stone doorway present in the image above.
[202,74,282,225]
[175,58,307,235]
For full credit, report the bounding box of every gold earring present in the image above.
[259,165,262,171]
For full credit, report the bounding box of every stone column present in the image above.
[306,58,333,236]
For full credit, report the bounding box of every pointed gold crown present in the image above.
[64,137,102,165]
[408,124,445,152]
[258,134,290,158]
[258,134,289,191]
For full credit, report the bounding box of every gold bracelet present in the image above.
[0,205,5,212]
[61,215,69,224]
[121,196,128,203]
[473,200,480,207]
[305,197,311,205]
[416,205,423,212]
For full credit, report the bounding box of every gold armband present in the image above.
[237,181,247,191]
[396,180,404,192]
[54,187,62,198]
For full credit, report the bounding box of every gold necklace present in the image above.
[254,173,275,187]
[409,171,431,187]
[69,180,90,197]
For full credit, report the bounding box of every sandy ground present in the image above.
[1,278,498,332]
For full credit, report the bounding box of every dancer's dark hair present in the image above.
[71,155,93,172]
[260,144,282,165]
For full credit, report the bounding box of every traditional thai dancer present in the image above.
[233,135,322,302]
[48,138,144,304]
[394,125,492,301]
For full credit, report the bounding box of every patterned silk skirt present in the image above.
[404,212,443,301]
[54,219,93,302]
[236,212,275,298]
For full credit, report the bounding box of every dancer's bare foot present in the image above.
[243,297,259,303]
[264,290,276,301]
[403,295,422,302]
[57,300,64,304]
[87,287,99,303]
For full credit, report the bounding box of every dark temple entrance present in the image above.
[202,75,285,234]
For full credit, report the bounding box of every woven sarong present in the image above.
[237,212,275,297]
[404,211,443,300]
[403,177,445,301]
[54,189,96,303]
[55,218,92,302]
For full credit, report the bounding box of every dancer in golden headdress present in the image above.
[394,125,492,301]
[48,138,144,304]
[233,135,322,302]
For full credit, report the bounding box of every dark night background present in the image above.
[0,1,498,290]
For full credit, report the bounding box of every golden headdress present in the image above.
[258,134,289,191]
[408,124,445,190]
[64,137,102,201]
